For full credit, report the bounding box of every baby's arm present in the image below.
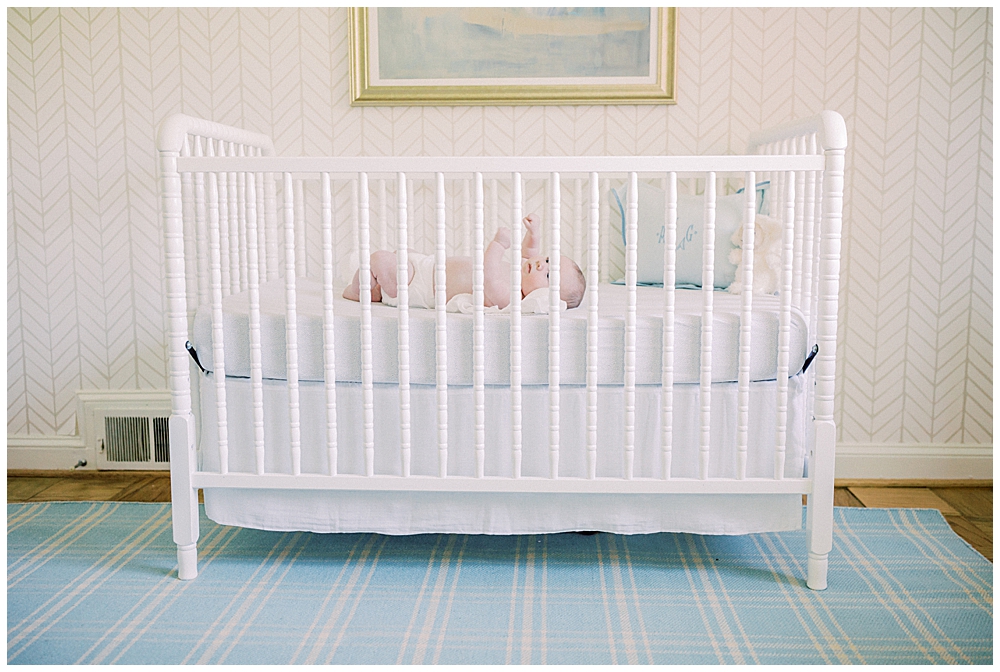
[521,213,542,259]
[483,227,511,309]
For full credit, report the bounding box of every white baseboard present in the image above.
[7,435,90,470]
[835,443,993,480]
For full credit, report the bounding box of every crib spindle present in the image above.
[624,172,638,480]
[736,172,757,480]
[227,144,240,295]
[775,171,795,479]
[319,172,338,476]
[792,138,806,308]
[282,173,302,476]
[473,173,486,478]
[434,173,448,478]
[255,164,267,282]
[213,142,231,295]
[237,147,248,292]
[586,173,599,480]
[294,179,307,278]
[378,178,388,251]
[245,173,266,474]
[801,134,818,326]
[661,172,678,480]
[180,138,197,305]
[207,165,229,475]
[574,178,584,265]
[510,173,523,479]
[699,173,717,480]
[358,173,375,477]
[600,177,611,284]
[396,172,412,478]
[264,170,279,281]
[548,172,561,480]
[462,178,472,257]
[193,137,209,307]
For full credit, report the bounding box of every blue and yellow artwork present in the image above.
[375,8,652,81]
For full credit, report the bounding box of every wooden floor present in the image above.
[7,471,992,562]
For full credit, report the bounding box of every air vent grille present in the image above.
[102,416,169,465]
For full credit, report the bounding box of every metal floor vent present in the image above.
[103,416,170,465]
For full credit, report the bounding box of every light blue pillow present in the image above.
[611,180,770,288]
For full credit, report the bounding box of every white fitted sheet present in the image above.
[191,280,811,386]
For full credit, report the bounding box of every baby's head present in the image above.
[521,255,586,309]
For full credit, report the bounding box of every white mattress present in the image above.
[191,279,811,386]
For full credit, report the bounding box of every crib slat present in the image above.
[264,170,279,281]
[775,171,795,479]
[237,147,248,292]
[574,178,584,265]
[699,172,716,480]
[378,178,388,251]
[396,172,411,478]
[435,173,448,478]
[207,164,228,474]
[255,163,267,281]
[792,138,806,308]
[294,178,307,278]
[193,137,209,307]
[462,178,472,256]
[358,173,375,477]
[282,172,302,476]
[214,142,231,296]
[472,173,486,478]
[811,163,824,342]
[180,138,197,305]
[802,133,819,333]
[321,172,338,476]
[600,177,611,284]
[624,172,638,480]
[586,173,599,479]
[549,172,561,480]
[490,178,499,245]
[510,173,523,479]
[245,173,265,473]
[227,144,240,295]
[661,172,678,480]
[736,172,757,480]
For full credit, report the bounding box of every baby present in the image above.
[343,214,586,310]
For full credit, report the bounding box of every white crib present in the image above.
[158,111,846,589]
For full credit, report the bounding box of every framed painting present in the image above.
[349,7,677,106]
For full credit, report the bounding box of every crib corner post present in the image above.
[806,419,836,590]
[169,413,200,580]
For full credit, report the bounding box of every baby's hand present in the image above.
[493,226,511,249]
[523,213,540,235]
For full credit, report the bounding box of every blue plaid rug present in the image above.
[7,503,992,664]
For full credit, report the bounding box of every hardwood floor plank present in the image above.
[930,487,993,521]
[848,487,960,515]
[25,478,133,502]
[944,515,993,561]
[7,477,61,502]
[834,487,865,507]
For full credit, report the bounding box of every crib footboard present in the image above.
[158,111,846,588]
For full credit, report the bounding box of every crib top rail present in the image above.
[174,154,826,176]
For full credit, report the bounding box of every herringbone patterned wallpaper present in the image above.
[7,8,992,450]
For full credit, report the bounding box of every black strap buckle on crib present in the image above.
[185,341,208,375]
[799,344,819,374]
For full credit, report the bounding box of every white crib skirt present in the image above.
[198,376,808,535]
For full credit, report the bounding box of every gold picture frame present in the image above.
[349,7,677,106]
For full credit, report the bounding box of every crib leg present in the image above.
[806,420,836,590]
[170,414,200,580]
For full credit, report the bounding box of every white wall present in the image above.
[7,8,992,474]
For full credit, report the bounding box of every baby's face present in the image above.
[521,255,550,295]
